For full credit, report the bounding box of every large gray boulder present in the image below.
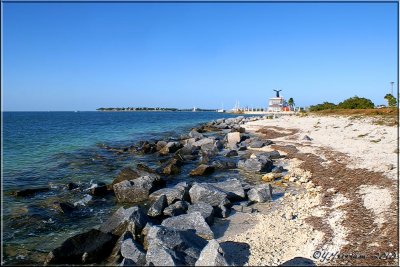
[161,212,214,240]
[189,129,204,140]
[193,138,214,147]
[99,206,148,237]
[237,157,273,173]
[163,200,190,217]
[249,139,273,148]
[149,188,184,205]
[258,151,281,160]
[147,194,168,217]
[210,159,237,170]
[175,144,198,157]
[145,226,208,266]
[159,142,182,156]
[120,236,146,266]
[44,229,118,265]
[212,179,245,201]
[247,184,273,203]
[189,183,229,207]
[187,202,214,225]
[113,175,165,203]
[195,239,229,266]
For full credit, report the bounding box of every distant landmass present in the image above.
[96,107,218,112]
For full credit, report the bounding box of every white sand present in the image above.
[358,185,393,227]
[245,115,398,180]
[218,114,397,265]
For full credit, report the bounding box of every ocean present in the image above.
[2,111,245,264]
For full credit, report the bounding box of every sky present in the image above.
[3,2,398,111]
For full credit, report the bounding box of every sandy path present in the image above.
[217,114,398,266]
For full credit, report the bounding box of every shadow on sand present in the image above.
[220,241,250,266]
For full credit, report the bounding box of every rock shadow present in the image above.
[220,241,250,266]
[280,257,316,266]
[210,218,231,239]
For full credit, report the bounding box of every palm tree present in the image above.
[288,98,295,110]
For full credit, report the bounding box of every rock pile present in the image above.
[40,115,291,266]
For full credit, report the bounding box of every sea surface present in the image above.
[2,111,246,264]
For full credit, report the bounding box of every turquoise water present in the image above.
[3,111,242,264]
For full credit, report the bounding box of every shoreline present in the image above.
[5,113,398,266]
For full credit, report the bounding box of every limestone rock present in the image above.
[227,132,241,145]
[247,184,273,203]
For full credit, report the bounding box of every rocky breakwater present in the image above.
[37,115,303,266]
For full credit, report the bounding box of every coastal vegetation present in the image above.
[287,98,295,110]
[384,93,398,107]
[96,107,217,112]
[309,96,376,111]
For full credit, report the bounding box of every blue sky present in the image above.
[3,2,398,111]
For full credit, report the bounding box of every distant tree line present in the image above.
[96,107,218,112]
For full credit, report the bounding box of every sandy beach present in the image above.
[214,114,398,266]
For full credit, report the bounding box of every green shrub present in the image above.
[309,102,337,111]
[337,96,375,109]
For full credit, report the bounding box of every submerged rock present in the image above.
[67,182,79,190]
[159,142,182,156]
[158,158,183,175]
[13,187,50,197]
[112,167,140,185]
[190,165,215,176]
[195,239,230,266]
[136,163,156,173]
[161,212,214,240]
[58,202,76,214]
[90,182,109,196]
[44,229,117,265]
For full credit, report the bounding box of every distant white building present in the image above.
[268,90,290,112]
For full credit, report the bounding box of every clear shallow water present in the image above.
[3,111,244,264]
